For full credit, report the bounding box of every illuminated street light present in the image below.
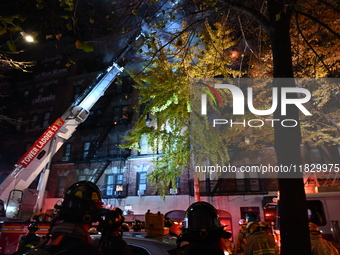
[20,32,35,43]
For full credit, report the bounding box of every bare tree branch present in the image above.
[294,13,334,76]
[295,10,340,39]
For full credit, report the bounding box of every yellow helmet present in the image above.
[246,222,260,234]
[309,222,320,233]
[88,227,98,234]
[259,221,269,230]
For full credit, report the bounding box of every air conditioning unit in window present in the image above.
[61,157,69,161]
[137,189,145,197]
[114,190,124,196]
[170,188,178,195]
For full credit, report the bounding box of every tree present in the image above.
[125,0,339,254]
[246,0,340,146]
[124,18,241,196]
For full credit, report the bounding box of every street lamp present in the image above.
[20,32,35,43]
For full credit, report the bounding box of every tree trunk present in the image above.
[267,1,311,254]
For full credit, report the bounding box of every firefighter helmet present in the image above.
[59,181,103,223]
[178,202,231,245]
[239,219,248,225]
[259,221,269,230]
[183,201,222,231]
[309,222,320,233]
[99,207,125,232]
[132,219,143,231]
[88,227,99,234]
[28,222,39,232]
[247,222,260,234]
[121,223,130,232]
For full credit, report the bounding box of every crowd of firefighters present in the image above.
[11,181,339,255]
[232,219,338,255]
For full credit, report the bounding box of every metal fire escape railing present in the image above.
[302,143,340,188]
[190,178,269,196]
[85,122,117,160]
[88,160,111,184]
[81,94,114,129]
[87,145,131,184]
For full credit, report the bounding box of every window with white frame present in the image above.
[140,135,149,155]
[137,172,147,195]
[83,142,91,159]
[106,174,123,197]
[56,176,66,197]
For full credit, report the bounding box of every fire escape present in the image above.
[81,77,133,200]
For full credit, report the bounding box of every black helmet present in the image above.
[98,207,125,232]
[177,202,231,245]
[183,201,222,232]
[59,181,103,223]
[28,222,39,232]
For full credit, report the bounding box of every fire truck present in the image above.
[0,33,143,254]
[262,191,340,244]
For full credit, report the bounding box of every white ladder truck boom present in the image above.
[0,33,143,219]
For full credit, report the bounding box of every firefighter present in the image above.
[309,222,339,255]
[23,181,105,255]
[222,225,234,255]
[233,219,248,255]
[243,222,278,255]
[177,201,231,255]
[13,222,41,254]
[258,221,273,235]
[132,219,143,231]
[97,207,132,255]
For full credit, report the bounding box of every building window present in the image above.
[308,146,323,163]
[106,174,123,197]
[64,144,71,157]
[83,142,91,159]
[137,172,147,195]
[240,207,260,223]
[235,167,261,192]
[78,176,87,181]
[42,112,50,128]
[170,177,181,194]
[74,85,82,101]
[140,135,149,155]
[30,114,38,129]
[56,176,67,197]
[62,144,71,161]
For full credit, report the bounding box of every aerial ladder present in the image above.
[0,32,143,220]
